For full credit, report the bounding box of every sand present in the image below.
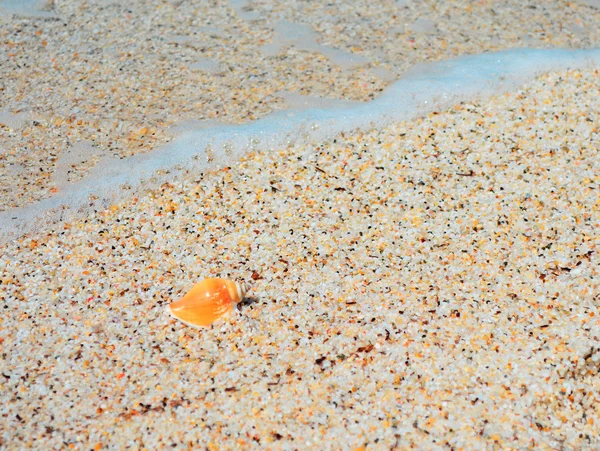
[1,0,600,449]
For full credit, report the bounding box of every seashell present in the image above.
[168,278,249,328]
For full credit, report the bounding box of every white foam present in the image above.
[406,18,437,35]
[1,48,599,241]
[188,59,223,73]
[261,20,369,71]
[576,0,600,8]
[51,140,106,189]
[229,0,260,21]
[0,111,32,131]
[0,0,55,18]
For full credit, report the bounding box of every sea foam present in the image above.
[0,0,55,18]
[1,48,599,240]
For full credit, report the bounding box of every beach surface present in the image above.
[1,0,600,449]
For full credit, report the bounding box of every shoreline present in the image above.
[2,48,599,243]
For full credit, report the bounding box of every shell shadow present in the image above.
[237,296,259,311]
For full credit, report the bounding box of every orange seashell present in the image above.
[168,278,249,328]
